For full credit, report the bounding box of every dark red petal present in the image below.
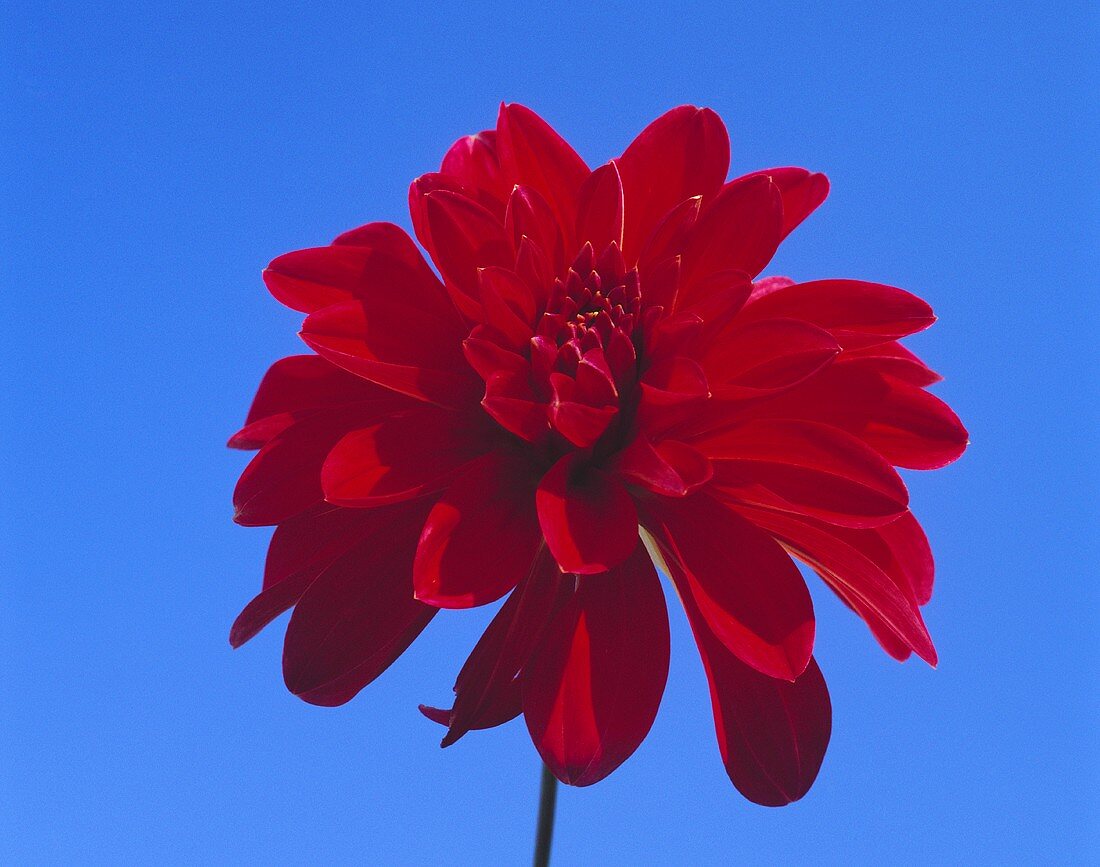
[228,355,409,450]
[427,548,565,745]
[640,356,711,405]
[230,506,375,647]
[413,453,542,608]
[610,436,712,497]
[282,500,437,706]
[536,453,638,575]
[739,279,936,350]
[736,504,938,666]
[300,299,479,408]
[679,175,783,299]
[523,543,669,786]
[321,407,489,507]
[505,185,565,279]
[232,407,384,526]
[462,335,528,381]
[735,167,829,240]
[682,571,831,806]
[702,318,840,399]
[618,106,730,261]
[575,162,625,252]
[697,419,910,528]
[496,103,590,240]
[481,369,551,444]
[643,494,814,681]
[877,511,935,605]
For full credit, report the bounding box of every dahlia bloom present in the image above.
[230,104,967,804]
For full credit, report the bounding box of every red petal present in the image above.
[477,267,535,349]
[481,369,551,444]
[440,130,507,205]
[739,279,936,350]
[505,185,565,279]
[735,167,829,239]
[281,500,437,706]
[838,341,943,387]
[321,407,489,507]
[735,504,938,665]
[536,453,638,575]
[523,543,669,786]
[230,506,374,647]
[422,190,512,311]
[702,318,840,399]
[232,407,382,526]
[697,419,909,528]
[228,355,410,450]
[300,299,479,408]
[679,175,783,299]
[610,437,712,497]
[427,548,565,745]
[643,494,815,681]
[413,453,542,608]
[264,224,448,315]
[618,106,730,261]
[575,162,625,252]
[682,572,832,806]
[496,103,590,238]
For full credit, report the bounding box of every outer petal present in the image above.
[230,506,373,647]
[837,341,943,387]
[421,547,564,745]
[738,279,936,350]
[321,407,490,507]
[264,223,450,316]
[575,162,625,252]
[617,106,730,261]
[281,500,436,706]
[300,299,480,408]
[695,419,910,528]
[228,355,409,450]
[413,452,543,608]
[440,130,508,205]
[536,453,639,575]
[735,504,938,665]
[609,436,713,497]
[523,543,669,786]
[680,572,832,807]
[496,103,590,237]
[642,494,815,681]
[736,167,829,239]
[422,190,512,310]
[679,175,783,301]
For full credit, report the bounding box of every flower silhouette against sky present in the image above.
[230,104,967,805]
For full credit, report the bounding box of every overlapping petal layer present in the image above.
[230,103,966,804]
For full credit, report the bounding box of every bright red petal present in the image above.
[413,453,542,608]
[536,453,639,575]
[523,543,669,786]
[617,106,730,261]
[643,494,815,681]
[735,167,829,239]
[575,162,625,252]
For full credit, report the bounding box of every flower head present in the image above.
[230,104,967,803]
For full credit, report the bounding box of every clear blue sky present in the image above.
[3,2,1096,863]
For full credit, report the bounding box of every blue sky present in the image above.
[3,2,1096,863]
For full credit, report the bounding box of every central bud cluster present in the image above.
[529,243,642,450]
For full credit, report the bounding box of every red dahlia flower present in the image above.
[230,104,967,805]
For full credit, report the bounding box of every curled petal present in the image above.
[735,167,829,239]
[524,543,669,786]
[536,453,638,574]
[610,437,712,497]
[422,547,565,745]
[414,453,543,608]
[481,369,551,444]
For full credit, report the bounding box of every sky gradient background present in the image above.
[3,2,1097,863]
